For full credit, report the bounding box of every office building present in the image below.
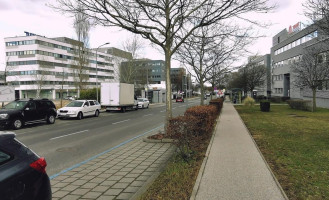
[4,32,130,99]
[271,21,329,108]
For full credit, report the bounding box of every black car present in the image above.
[0,132,52,200]
[0,98,57,130]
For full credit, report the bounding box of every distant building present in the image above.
[271,21,329,108]
[4,33,130,99]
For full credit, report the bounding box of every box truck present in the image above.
[100,83,138,112]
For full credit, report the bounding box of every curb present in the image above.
[189,113,222,200]
[233,104,289,200]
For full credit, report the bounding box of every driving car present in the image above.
[57,100,101,120]
[137,98,149,109]
[176,96,184,102]
[0,132,52,200]
[0,98,57,130]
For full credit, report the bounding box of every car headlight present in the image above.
[68,110,76,114]
[0,113,9,119]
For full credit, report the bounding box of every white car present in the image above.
[137,98,149,109]
[57,100,101,120]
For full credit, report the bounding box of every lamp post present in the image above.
[96,42,110,102]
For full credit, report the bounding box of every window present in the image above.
[89,101,95,106]
[0,150,12,165]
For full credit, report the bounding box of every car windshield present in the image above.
[3,101,28,109]
[65,101,84,107]
[137,98,144,102]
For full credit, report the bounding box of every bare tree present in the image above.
[291,44,329,111]
[119,35,145,84]
[304,0,329,36]
[72,4,93,96]
[243,60,267,97]
[52,0,272,129]
[176,24,251,105]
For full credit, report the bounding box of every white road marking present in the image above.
[144,114,153,117]
[160,110,166,112]
[112,119,130,125]
[50,130,89,140]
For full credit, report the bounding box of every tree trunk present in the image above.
[200,80,205,105]
[164,49,172,133]
[312,88,316,112]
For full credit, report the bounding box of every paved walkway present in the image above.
[50,127,176,200]
[192,100,288,200]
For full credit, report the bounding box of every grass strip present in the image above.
[235,105,329,200]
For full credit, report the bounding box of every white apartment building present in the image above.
[4,33,129,99]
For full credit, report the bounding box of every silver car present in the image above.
[137,98,149,109]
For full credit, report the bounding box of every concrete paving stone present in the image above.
[70,167,86,172]
[125,164,138,168]
[71,173,86,178]
[139,161,154,166]
[124,186,140,193]
[71,179,88,186]
[88,171,103,176]
[108,175,124,181]
[135,165,149,170]
[145,167,158,172]
[118,177,135,183]
[92,185,109,192]
[116,162,128,167]
[82,191,102,199]
[141,171,153,176]
[100,180,117,186]
[61,177,79,183]
[90,177,107,183]
[51,187,60,193]
[130,169,144,174]
[61,195,81,200]
[125,173,139,178]
[81,182,99,189]
[129,161,143,165]
[149,163,161,168]
[115,171,129,176]
[53,175,70,181]
[71,188,90,195]
[116,192,134,200]
[53,181,70,188]
[94,167,108,172]
[104,169,119,174]
[120,167,134,172]
[96,195,115,200]
[111,165,123,170]
[50,179,59,185]
[112,182,130,189]
[136,175,150,181]
[104,188,123,196]
[98,173,113,178]
[52,190,70,198]
[80,175,95,181]
[61,185,79,192]
[130,180,145,187]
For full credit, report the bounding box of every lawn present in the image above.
[235,105,329,200]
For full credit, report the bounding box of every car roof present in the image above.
[0,131,16,140]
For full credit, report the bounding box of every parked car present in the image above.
[0,132,52,200]
[57,100,101,120]
[65,96,76,100]
[137,98,149,109]
[176,96,184,102]
[0,98,57,130]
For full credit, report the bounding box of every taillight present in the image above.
[30,157,47,174]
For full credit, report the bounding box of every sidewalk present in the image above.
[192,100,288,200]
[50,127,176,200]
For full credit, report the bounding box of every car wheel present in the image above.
[95,110,100,117]
[147,104,149,109]
[47,114,56,124]
[122,107,126,113]
[12,118,23,130]
[142,105,144,109]
[77,112,83,120]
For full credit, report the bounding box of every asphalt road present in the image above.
[13,98,203,176]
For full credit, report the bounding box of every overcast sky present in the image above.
[0,0,309,71]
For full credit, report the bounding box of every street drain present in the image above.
[56,147,78,152]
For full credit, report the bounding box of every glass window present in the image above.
[0,150,12,165]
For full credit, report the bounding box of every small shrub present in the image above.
[287,100,312,111]
[185,105,217,136]
[243,96,255,107]
[209,98,224,112]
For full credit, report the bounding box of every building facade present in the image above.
[4,33,129,99]
[271,22,329,108]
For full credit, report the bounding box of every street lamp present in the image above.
[96,42,110,102]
